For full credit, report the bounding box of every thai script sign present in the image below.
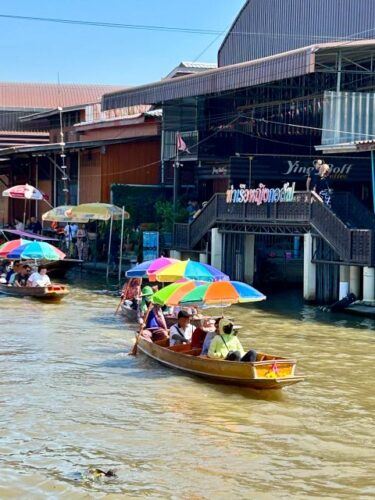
[226,183,296,205]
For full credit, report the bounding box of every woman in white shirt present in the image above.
[27,266,51,287]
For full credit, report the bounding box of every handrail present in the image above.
[173,191,375,265]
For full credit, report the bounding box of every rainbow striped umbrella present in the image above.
[153,259,229,283]
[0,238,27,258]
[152,280,205,306]
[126,256,179,278]
[7,241,66,260]
[153,280,266,308]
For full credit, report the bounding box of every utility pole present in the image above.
[173,132,181,214]
[59,106,70,205]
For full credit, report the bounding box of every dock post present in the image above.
[244,234,255,284]
[339,266,350,299]
[170,250,181,260]
[303,233,316,301]
[363,267,375,301]
[349,266,361,298]
[199,252,208,264]
[211,228,223,271]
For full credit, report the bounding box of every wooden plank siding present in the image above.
[100,140,161,201]
[79,139,161,203]
[79,149,102,203]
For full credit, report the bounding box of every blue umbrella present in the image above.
[7,241,66,260]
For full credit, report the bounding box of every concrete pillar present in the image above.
[199,252,208,264]
[244,234,255,283]
[349,266,361,298]
[303,233,316,301]
[211,228,222,271]
[363,267,375,301]
[170,250,181,260]
[339,265,350,299]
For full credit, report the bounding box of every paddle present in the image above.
[115,280,129,315]
[129,302,152,356]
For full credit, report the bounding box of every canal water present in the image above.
[0,275,374,499]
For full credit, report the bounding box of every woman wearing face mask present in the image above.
[208,318,257,362]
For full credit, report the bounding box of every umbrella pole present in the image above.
[106,214,113,282]
[23,199,27,227]
[118,206,125,284]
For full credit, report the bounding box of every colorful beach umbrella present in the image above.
[126,257,179,278]
[7,241,66,260]
[42,205,89,223]
[67,203,130,221]
[153,259,229,283]
[2,183,45,200]
[0,238,27,258]
[167,281,266,308]
[152,280,205,306]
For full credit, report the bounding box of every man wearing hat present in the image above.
[169,310,196,346]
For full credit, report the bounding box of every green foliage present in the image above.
[155,200,188,232]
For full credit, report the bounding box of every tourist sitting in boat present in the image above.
[27,265,51,287]
[191,317,216,350]
[141,303,169,343]
[6,260,21,285]
[137,285,154,325]
[200,318,220,356]
[122,277,142,310]
[169,310,196,346]
[13,264,32,287]
[208,318,257,362]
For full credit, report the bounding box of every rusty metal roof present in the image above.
[0,82,125,109]
[102,40,375,110]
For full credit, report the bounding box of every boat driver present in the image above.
[169,310,196,346]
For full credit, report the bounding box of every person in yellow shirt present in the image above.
[208,318,257,362]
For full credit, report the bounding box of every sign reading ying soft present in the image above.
[226,183,296,205]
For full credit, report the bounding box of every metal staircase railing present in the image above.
[173,191,375,266]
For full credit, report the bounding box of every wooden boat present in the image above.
[0,283,69,302]
[120,303,206,328]
[120,302,138,322]
[137,337,304,390]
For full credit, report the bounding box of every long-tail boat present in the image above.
[0,283,69,302]
[137,337,304,390]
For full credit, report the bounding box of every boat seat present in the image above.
[154,338,169,347]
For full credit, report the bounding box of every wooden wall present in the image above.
[79,149,102,203]
[100,139,161,201]
[79,138,161,203]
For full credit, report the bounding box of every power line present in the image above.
[0,12,374,42]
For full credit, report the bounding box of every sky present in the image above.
[0,0,245,86]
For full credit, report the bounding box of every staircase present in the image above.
[174,191,375,267]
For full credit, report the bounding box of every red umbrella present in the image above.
[2,184,51,226]
[0,238,28,258]
[2,184,46,200]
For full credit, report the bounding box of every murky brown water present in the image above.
[1,276,374,499]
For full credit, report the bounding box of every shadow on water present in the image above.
[98,351,286,401]
[247,290,375,331]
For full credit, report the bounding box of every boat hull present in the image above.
[0,283,69,302]
[137,337,304,390]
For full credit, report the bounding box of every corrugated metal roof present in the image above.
[218,0,375,67]
[0,82,125,110]
[180,62,217,69]
[102,40,375,110]
[103,45,315,109]
[165,62,218,79]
